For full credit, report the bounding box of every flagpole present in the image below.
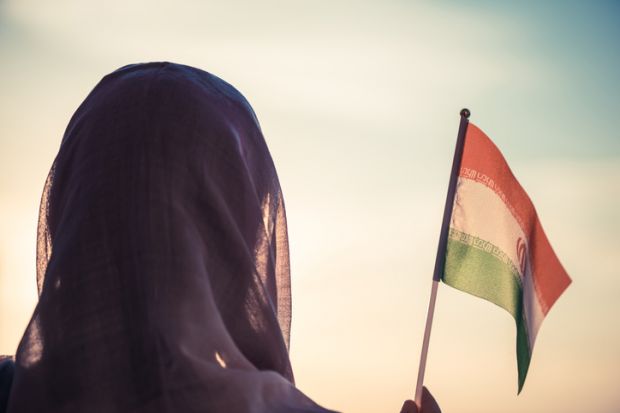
[414,108,470,408]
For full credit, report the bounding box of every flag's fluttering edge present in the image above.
[442,123,572,392]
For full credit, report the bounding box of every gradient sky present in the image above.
[1,1,619,412]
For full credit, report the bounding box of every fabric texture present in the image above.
[0,357,14,413]
[7,62,335,413]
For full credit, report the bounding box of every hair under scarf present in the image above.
[6,62,335,413]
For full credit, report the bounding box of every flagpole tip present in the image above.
[460,108,471,119]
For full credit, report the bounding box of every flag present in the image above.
[442,123,572,392]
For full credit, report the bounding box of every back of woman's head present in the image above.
[5,63,332,413]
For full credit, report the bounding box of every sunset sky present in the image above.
[1,1,619,412]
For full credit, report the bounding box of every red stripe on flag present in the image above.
[458,123,571,315]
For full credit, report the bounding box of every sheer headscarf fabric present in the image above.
[6,62,335,413]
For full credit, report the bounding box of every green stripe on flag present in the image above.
[443,236,532,392]
[516,311,531,393]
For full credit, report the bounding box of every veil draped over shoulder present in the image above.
[6,62,335,413]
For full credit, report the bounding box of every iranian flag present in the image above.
[443,123,572,392]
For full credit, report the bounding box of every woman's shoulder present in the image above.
[0,356,15,413]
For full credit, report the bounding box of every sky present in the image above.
[1,1,619,412]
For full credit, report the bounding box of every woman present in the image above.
[1,62,439,412]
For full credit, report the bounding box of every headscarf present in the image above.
[6,62,335,413]
[0,357,14,413]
